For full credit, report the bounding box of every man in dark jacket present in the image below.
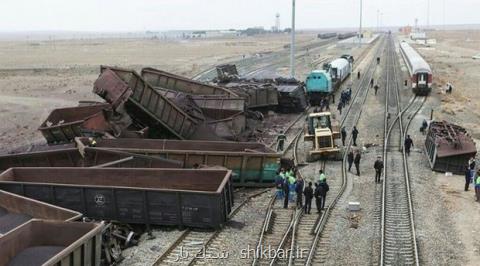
[315,180,329,211]
[295,177,304,208]
[283,178,290,209]
[404,135,414,156]
[352,126,359,146]
[337,102,343,115]
[374,156,384,183]
[341,127,347,146]
[354,151,361,176]
[303,182,314,214]
[347,151,354,172]
[465,166,472,191]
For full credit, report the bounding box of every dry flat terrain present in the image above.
[0,33,313,152]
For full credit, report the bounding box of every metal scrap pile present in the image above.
[425,120,477,174]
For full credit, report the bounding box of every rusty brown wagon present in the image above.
[0,167,233,229]
[38,104,112,144]
[94,66,201,140]
[0,189,81,235]
[0,146,183,171]
[0,220,103,266]
[141,67,237,97]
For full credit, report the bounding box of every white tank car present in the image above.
[399,41,432,95]
[329,58,351,83]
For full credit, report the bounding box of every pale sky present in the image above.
[0,0,478,32]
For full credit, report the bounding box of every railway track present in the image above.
[253,35,385,266]
[304,35,386,266]
[151,189,271,266]
[379,36,421,266]
[155,35,333,266]
[192,38,337,81]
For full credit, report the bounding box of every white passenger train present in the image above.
[399,41,432,95]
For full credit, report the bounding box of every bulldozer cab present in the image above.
[307,112,332,135]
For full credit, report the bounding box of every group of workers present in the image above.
[340,126,359,147]
[275,168,329,213]
[316,97,331,113]
[464,158,480,202]
[337,88,352,115]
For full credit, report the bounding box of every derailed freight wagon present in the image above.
[0,189,81,235]
[39,104,112,144]
[275,77,308,113]
[0,220,103,266]
[425,121,477,174]
[94,66,202,139]
[0,146,182,171]
[76,138,281,186]
[141,67,238,97]
[0,168,233,229]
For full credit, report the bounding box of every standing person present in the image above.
[374,84,379,95]
[404,135,414,156]
[314,183,322,213]
[352,126,359,146]
[347,87,352,104]
[475,171,480,202]
[283,176,290,208]
[420,119,428,135]
[318,180,329,210]
[318,170,326,183]
[374,156,384,183]
[276,131,287,152]
[347,151,354,172]
[287,170,296,203]
[469,157,476,170]
[295,176,304,208]
[354,151,361,176]
[370,78,374,88]
[275,170,285,199]
[357,71,361,79]
[325,98,330,111]
[465,166,472,191]
[303,182,314,214]
[341,127,347,146]
[337,102,343,115]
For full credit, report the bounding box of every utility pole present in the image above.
[290,0,296,78]
[443,0,446,31]
[377,9,380,33]
[359,0,363,47]
[427,0,430,29]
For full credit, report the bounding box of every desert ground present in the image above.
[0,33,314,152]
[1,30,480,265]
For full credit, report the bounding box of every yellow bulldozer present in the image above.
[304,111,342,161]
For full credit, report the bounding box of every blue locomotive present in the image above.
[305,56,352,105]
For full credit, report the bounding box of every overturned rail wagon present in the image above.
[0,168,233,229]
[39,104,112,144]
[94,66,202,139]
[425,121,477,175]
[141,67,238,97]
[0,190,81,235]
[76,138,281,186]
[0,147,183,171]
[0,220,103,266]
